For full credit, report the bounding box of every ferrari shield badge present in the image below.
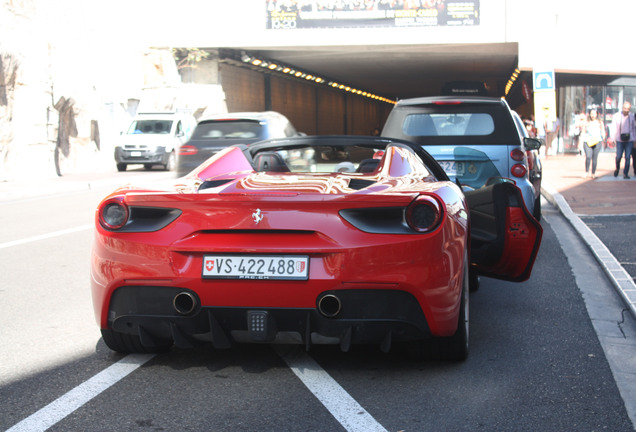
[252,209,263,224]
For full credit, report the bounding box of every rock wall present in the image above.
[0,2,226,180]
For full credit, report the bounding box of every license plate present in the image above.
[439,161,464,176]
[131,151,142,157]
[202,255,309,280]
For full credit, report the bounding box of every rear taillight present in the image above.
[178,145,198,156]
[98,197,129,230]
[406,195,442,233]
[511,164,527,178]
[510,148,525,162]
[510,149,527,178]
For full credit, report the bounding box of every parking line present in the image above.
[0,224,92,249]
[6,354,155,432]
[275,346,388,432]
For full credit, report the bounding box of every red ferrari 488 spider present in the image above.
[91,136,542,361]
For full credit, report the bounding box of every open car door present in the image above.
[465,180,542,282]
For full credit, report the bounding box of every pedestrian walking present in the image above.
[610,101,635,179]
[543,116,560,158]
[581,109,604,178]
[572,111,586,155]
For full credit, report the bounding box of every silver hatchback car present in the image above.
[381,96,542,220]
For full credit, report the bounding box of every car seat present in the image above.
[356,158,380,173]
[253,152,290,172]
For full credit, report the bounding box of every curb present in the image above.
[542,184,636,320]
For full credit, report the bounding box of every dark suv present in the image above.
[381,96,542,220]
[176,111,300,177]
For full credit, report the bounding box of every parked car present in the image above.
[381,96,543,220]
[92,135,542,361]
[512,111,543,219]
[176,111,299,177]
[114,112,195,172]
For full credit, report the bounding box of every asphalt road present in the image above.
[1,178,635,431]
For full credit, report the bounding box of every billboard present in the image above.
[266,0,480,29]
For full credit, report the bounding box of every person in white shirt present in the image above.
[610,102,635,179]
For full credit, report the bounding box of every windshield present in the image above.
[253,145,385,173]
[403,113,495,136]
[128,120,173,134]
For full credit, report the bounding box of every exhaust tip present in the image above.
[318,294,341,318]
[173,291,198,315]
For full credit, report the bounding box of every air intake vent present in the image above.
[198,179,233,191]
[348,178,376,190]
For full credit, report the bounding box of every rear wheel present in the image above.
[432,260,469,361]
[408,260,469,361]
[101,329,171,354]
[163,151,176,171]
[116,163,127,172]
[469,268,480,292]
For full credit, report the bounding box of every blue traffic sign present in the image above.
[534,71,555,92]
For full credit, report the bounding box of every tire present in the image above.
[163,151,176,171]
[533,195,542,221]
[101,328,171,354]
[407,260,469,362]
[433,260,469,361]
[116,163,127,172]
[144,163,153,170]
[469,268,480,292]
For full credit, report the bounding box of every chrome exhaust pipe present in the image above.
[318,294,341,318]
[173,291,197,315]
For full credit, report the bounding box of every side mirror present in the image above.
[524,137,542,151]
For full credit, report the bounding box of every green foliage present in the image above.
[173,48,210,70]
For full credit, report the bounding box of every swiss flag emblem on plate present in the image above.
[205,259,214,272]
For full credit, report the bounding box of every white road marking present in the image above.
[7,346,385,431]
[275,346,388,432]
[6,354,155,432]
[0,224,92,249]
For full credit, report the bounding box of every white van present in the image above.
[115,112,196,171]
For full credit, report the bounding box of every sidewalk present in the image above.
[540,151,636,321]
[0,167,177,202]
[540,151,636,216]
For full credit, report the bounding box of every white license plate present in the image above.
[202,255,309,280]
[439,161,464,176]
[131,151,142,157]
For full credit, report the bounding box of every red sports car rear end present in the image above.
[91,136,541,361]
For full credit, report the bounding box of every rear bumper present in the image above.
[514,179,538,212]
[106,286,431,351]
